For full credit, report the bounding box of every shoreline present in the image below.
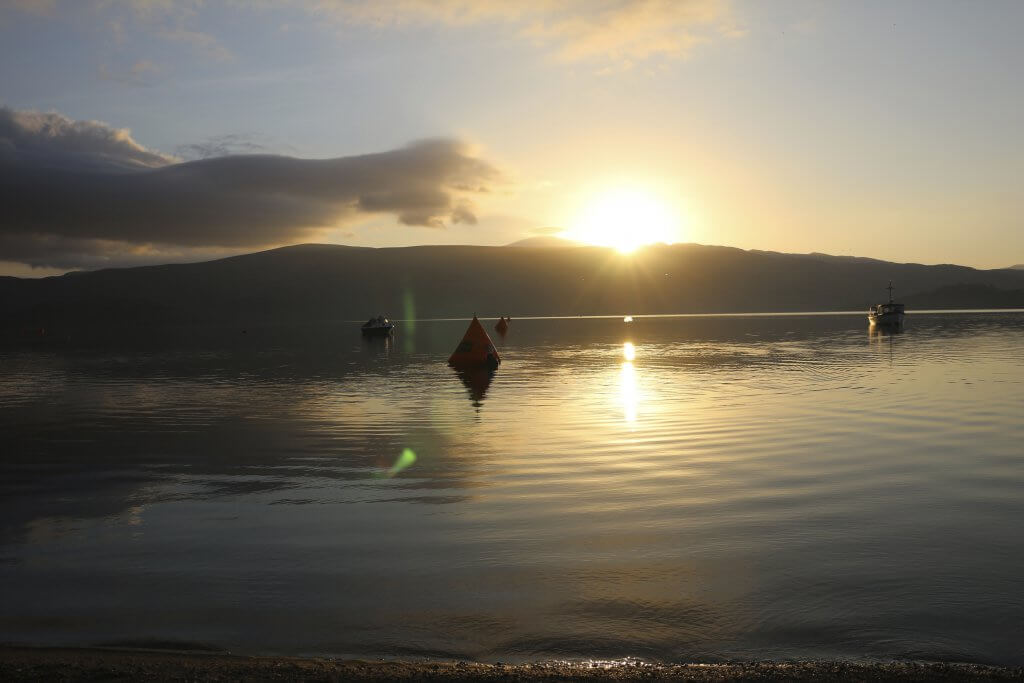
[2,646,1022,681]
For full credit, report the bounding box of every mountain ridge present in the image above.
[2,242,1023,337]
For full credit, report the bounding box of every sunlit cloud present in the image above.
[522,0,729,63]
[2,1,740,70]
[307,0,739,65]
[0,106,501,270]
[2,0,232,61]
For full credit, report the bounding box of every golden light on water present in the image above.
[621,360,638,424]
[621,342,639,424]
[567,187,682,254]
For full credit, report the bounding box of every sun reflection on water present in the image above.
[621,361,638,424]
[620,342,640,425]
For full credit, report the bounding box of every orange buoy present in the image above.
[449,315,501,368]
[495,316,509,335]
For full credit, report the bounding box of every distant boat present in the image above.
[361,315,395,336]
[868,282,905,327]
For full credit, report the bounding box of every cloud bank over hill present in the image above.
[0,106,499,270]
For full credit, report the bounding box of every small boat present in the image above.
[361,315,395,336]
[868,282,905,327]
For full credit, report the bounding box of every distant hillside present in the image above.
[902,283,1024,309]
[2,242,1024,336]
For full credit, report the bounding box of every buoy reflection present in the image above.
[452,366,495,407]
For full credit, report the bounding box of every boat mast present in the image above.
[887,281,894,304]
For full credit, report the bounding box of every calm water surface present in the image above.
[2,313,1023,664]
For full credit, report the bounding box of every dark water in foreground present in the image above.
[1,313,1023,665]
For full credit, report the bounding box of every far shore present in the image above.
[2,646,1022,682]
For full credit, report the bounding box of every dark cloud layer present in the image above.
[174,133,276,160]
[0,106,498,270]
[0,106,173,171]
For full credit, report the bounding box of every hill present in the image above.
[2,242,1024,337]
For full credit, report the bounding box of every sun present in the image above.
[567,187,681,253]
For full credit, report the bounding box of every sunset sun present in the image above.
[568,188,682,253]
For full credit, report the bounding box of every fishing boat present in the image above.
[868,282,905,328]
[361,315,396,336]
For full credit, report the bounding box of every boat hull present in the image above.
[868,312,904,327]
[361,325,395,337]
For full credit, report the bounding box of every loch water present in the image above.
[2,312,1023,664]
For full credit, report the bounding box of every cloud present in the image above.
[157,27,234,62]
[3,1,738,69]
[530,226,565,236]
[174,133,276,160]
[0,106,499,270]
[2,1,232,63]
[306,0,739,65]
[98,59,165,86]
[0,232,236,271]
[2,0,56,16]
[0,106,174,171]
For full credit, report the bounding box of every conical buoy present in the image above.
[449,316,501,368]
[495,316,509,335]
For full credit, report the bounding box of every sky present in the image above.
[1,0,1022,276]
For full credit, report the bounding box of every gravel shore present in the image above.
[2,647,1022,682]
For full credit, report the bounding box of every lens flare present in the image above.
[382,448,417,478]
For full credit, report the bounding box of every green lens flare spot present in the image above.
[385,448,417,477]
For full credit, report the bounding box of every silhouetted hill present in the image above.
[902,283,1024,309]
[2,242,1024,337]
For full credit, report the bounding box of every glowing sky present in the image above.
[1,1,1022,275]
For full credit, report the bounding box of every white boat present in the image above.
[361,315,395,336]
[868,282,905,327]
